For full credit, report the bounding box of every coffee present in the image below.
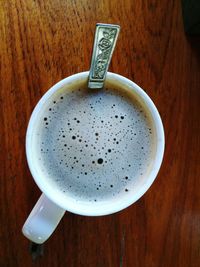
[32,85,155,203]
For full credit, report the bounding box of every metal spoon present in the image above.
[88,23,120,89]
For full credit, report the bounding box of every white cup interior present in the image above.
[26,72,165,216]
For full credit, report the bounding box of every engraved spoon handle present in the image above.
[88,23,120,89]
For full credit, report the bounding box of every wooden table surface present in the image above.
[0,1,200,266]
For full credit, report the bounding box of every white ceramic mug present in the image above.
[22,72,165,244]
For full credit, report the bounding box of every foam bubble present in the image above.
[35,85,155,203]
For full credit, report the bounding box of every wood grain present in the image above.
[0,0,200,266]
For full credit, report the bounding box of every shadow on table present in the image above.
[186,36,200,64]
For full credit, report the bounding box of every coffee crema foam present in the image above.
[34,86,155,203]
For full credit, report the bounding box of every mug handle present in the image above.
[22,194,65,244]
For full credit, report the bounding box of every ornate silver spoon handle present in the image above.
[88,23,120,89]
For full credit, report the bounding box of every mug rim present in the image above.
[26,71,165,216]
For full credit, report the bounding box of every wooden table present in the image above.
[0,1,199,266]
